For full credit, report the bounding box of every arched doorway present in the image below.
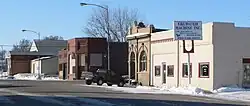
[130,52,135,79]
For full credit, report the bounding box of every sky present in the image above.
[0,0,250,50]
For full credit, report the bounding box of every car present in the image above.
[83,69,126,87]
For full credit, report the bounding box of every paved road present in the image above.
[0,80,249,106]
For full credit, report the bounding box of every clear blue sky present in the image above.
[0,0,249,50]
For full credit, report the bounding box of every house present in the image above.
[150,22,250,90]
[126,21,167,86]
[6,39,67,76]
[30,39,67,75]
[58,37,128,80]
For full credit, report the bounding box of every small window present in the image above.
[199,62,209,78]
[167,65,174,77]
[182,63,192,77]
[155,65,161,76]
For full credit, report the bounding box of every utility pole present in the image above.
[0,45,3,72]
[80,3,111,71]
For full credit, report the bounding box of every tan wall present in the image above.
[128,37,151,86]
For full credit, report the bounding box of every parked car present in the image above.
[83,69,126,87]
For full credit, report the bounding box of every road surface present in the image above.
[0,80,249,106]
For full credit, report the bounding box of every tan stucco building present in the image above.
[127,22,166,86]
[151,22,250,90]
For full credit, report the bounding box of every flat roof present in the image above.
[8,51,55,56]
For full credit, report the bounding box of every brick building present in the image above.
[58,37,128,80]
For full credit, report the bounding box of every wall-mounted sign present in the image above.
[174,21,202,40]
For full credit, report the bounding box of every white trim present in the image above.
[126,33,150,39]
[32,57,52,61]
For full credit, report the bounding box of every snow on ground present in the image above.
[14,73,38,80]
[12,73,62,81]
[81,84,250,102]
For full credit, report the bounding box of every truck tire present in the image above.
[97,78,103,86]
[118,81,124,87]
[86,80,92,85]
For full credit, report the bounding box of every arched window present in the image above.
[140,51,147,72]
[130,52,135,79]
[130,52,135,62]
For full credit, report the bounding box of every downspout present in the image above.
[149,26,152,86]
[136,37,139,81]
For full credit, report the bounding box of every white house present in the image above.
[151,22,250,90]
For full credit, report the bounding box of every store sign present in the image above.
[174,21,202,40]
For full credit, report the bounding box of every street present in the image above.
[0,80,249,106]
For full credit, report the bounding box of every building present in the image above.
[151,22,250,90]
[31,56,58,75]
[58,48,67,79]
[58,37,128,80]
[6,39,67,76]
[126,21,167,86]
[29,39,67,75]
[5,52,52,75]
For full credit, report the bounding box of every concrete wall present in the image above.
[213,22,250,89]
[42,57,58,75]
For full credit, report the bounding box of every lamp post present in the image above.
[22,29,42,79]
[80,3,111,71]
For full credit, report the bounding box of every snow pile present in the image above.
[43,76,61,80]
[212,85,246,93]
[134,85,205,95]
[13,73,39,80]
[13,73,61,80]
[83,84,206,95]
[82,84,250,102]
[208,85,250,102]
[0,72,8,77]
[167,86,205,95]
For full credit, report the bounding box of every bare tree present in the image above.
[84,6,138,42]
[12,39,32,52]
[43,35,64,40]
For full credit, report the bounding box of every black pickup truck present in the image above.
[82,69,127,87]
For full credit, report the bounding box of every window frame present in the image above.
[167,65,174,77]
[155,65,161,76]
[198,62,210,78]
[182,63,192,78]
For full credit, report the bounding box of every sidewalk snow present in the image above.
[14,73,37,80]
[13,73,61,80]
[212,85,246,93]
[82,84,250,102]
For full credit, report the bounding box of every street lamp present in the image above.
[22,29,42,79]
[80,2,111,71]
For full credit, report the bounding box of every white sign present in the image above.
[174,21,202,40]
